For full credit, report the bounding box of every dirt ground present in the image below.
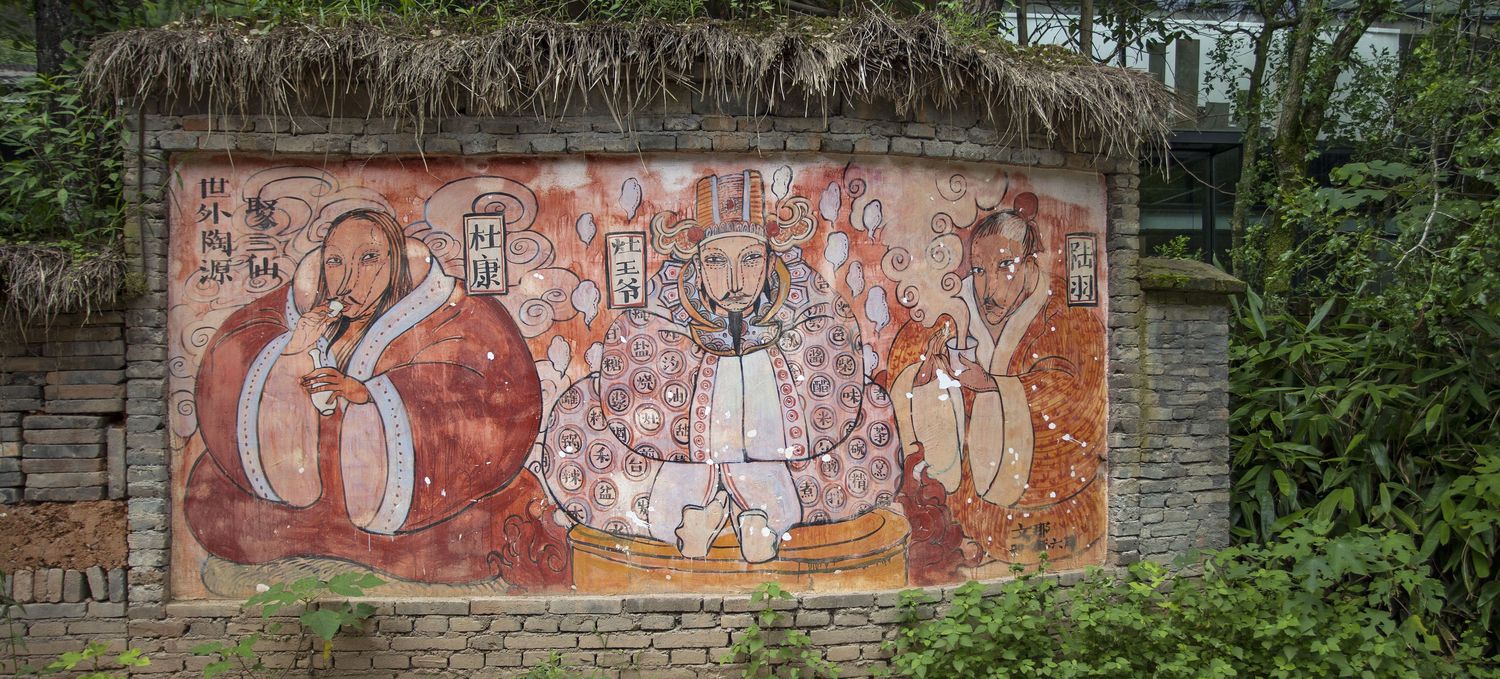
[0,500,127,570]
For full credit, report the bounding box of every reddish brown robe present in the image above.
[185,250,570,590]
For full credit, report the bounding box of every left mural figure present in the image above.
[184,207,572,589]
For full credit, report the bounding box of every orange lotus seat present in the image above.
[569,508,910,593]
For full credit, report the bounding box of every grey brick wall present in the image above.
[4,571,1110,678]
[0,93,1242,676]
[0,314,128,503]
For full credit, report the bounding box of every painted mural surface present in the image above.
[166,154,1108,597]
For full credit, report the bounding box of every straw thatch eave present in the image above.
[84,13,1177,158]
[0,244,125,328]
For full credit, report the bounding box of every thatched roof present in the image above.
[83,14,1177,157]
[0,244,125,326]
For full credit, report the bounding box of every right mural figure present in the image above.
[888,190,1107,578]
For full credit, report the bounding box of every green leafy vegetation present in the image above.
[725,582,840,678]
[1230,290,1499,633]
[190,573,384,678]
[522,651,611,678]
[1151,234,1201,261]
[21,642,150,678]
[0,73,123,247]
[1227,15,1500,642]
[887,525,1500,678]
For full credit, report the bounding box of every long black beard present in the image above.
[727,310,745,354]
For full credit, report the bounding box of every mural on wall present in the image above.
[167,153,1108,597]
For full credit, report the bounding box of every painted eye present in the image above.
[325,256,342,266]
[970,266,984,276]
[998,259,1016,269]
[361,252,381,263]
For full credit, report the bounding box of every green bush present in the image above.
[1151,234,1202,261]
[1230,290,1500,636]
[190,573,383,678]
[1226,19,1500,643]
[886,525,1500,678]
[0,73,124,247]
[724,582,840,678]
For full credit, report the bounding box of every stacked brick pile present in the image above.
[8,566,126,605]
[0,311,128,503]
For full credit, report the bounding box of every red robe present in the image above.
[185,258,570,589]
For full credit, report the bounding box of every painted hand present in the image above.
[301,367,372,405]
[912,327,952,387]
[954,355,999,392]
[284,302,338,355]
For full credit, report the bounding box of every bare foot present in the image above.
[674,491,728,558]
[736,510,778,564]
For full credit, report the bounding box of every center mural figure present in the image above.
[184,207,570,589]
[540,170,903,567]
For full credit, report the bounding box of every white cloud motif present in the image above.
[575,213,596,246]
[620,178,642,221]
[825,232,849,273]
[862,200,884,233]
[772,166,793,200]
[819,182,841,222]
[547,336,571,376]
[585,342,604,373]
[571,280,601,327]
[847,261,865,298]
[865,285,890,334]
